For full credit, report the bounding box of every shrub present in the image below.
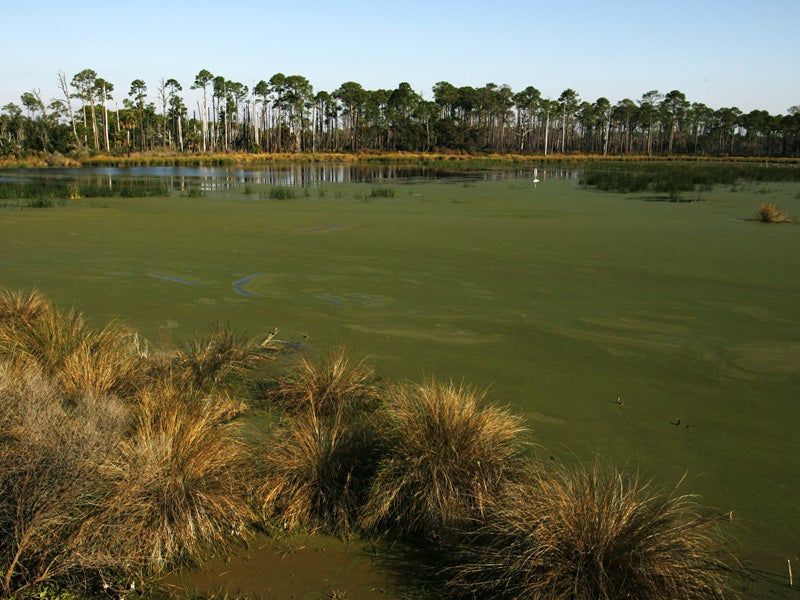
[361,380,527,539]
[445,463,731,600]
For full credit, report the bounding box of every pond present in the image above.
[1,164,797,598]
[0,163,576,191]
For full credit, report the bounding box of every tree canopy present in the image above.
[2,68,799,158]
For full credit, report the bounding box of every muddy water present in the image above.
[160,534,411,599]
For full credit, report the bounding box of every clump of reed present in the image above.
[258,404,378,535]
[264,347,381,415]
[258,349,383,534]
[268,186,295,200]
[76,382,256,572]
[0,360,129,596]
[444,463,730,600]
[155,324,278,391]
[0,289,146,398]
[360,379,527,539]
[370,185,396,198]
[755,202,791,223]
[0,290,271,596]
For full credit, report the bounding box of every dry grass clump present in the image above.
[75,382,255,572]
[156,324,278,391]
[258,403,379,536]
[0,289,145,398]
[0,288,49,325]
[755,202,790,223]
[0,361,128,596]
[445,463,730,600]
[266,347,381,414]
[361,380,527,539]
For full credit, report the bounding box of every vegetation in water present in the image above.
[0,289,738,599]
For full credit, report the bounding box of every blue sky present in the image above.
[3,0,798,116]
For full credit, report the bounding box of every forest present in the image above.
[2,68,800,159]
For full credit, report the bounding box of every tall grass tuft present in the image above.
[755,202,790,223]
[370,186,396,198]
[0,290,145,398]
[0,361,129,596]
[159,324,278,391]
[76,382,255,572]
[0,289,49,326]
[266,347,381,415]
[258,404,378,535]
[268,186,295,200]
[445,463,731,600]
[361,380,527,539]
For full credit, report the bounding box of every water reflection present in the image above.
[1,164,578,193]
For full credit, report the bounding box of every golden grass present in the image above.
[0,290,145,398]
[756,202,791,223]
[265,347,381,415]
[0,361,129,596]
[445,463,731,600]
[76,383,255,571]
[159,324,278,391]
[258,404,378,535]
[360,379,527,538]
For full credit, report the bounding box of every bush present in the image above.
[445,463,731,600]
[361,380,527,539]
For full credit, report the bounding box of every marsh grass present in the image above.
[268,186,295,200]
[0,181,167,202]
[370,186,396,198]
[755,202,791,223]
[361,380,527,539]
[159,324,279,391]
[76,383,256,572]
[258,405,379,535]
[444,463,731,600]
[581,162,800,200]
[0,362,129,596]
[0,292,265,595]
[0,290,145,398]
[265,347,381,415]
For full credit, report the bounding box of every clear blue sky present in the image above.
[3,0,798,116]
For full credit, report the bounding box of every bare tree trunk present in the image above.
[57,72,79,146]
[102,83,111,151]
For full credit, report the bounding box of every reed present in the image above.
[258,404,379,535]
[361,379,527,539]
[444,463,731,600]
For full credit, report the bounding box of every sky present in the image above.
[2,0,798,116]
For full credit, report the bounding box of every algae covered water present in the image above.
[1,165,798,597]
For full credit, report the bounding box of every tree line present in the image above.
[2,68,799,158]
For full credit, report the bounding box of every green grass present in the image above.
[1,166,799,597]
